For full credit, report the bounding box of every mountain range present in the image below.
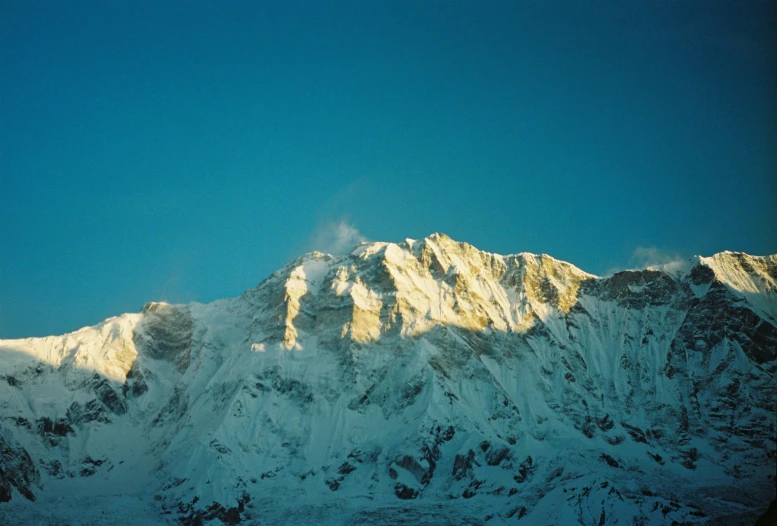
[1,233,775,525]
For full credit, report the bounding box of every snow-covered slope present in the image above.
[1,233,775,525]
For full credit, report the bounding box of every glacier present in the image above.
[0,233,775,525]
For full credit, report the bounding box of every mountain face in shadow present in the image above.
[1,234,775,524]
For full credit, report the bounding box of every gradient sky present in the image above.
[1,1,776,338]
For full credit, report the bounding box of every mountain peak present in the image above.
[1,236,775,524]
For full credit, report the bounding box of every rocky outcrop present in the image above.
[134,302,194,372]
[0,434,39,502]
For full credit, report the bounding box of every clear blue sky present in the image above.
[1,1,775,338]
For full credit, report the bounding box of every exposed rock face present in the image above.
[0,434,39,502]
[0,234,775,524]
[134,303,194,372]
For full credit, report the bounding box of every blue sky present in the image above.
[1,1,775,338]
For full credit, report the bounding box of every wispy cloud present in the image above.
[309,220,368,255]
[295,179,373,257]
[629,246,684,269]
[605,246,685,276]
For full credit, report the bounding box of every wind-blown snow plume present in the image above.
[606,245,685,275]
[309,220,367,255]
[630,245,684,268]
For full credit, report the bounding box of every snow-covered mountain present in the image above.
[1,233,775,525]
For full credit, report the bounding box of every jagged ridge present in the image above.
[0,233,775,525]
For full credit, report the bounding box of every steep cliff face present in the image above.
[1,234,775,524]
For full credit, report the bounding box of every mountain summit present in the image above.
[1,234,775,524]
